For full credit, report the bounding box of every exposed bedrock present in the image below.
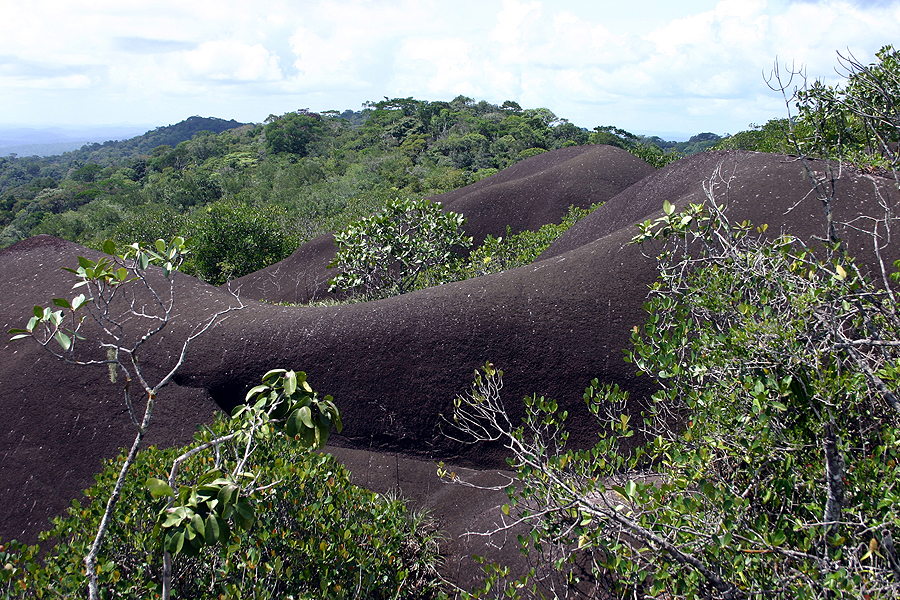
[1,149,897,568]
[230,144,656,304]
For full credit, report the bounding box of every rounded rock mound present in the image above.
[1,150,897,585]
[231,145,656,304]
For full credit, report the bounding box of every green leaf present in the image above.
[146,478,176,499]
[55,331,71,351]
[204,513,220,543]
[102,240,116,255]
[286,409,302,438]
[624,480,637,498]
[155,239,167,254]
[299,405,314,429]
[166,530,185,555]
[261,368,287,382]
[52,298,71,309]
[233,501,255,530]
[190,513,206,541]
[315,423,330,448]
[663,200,675,215]
[283,370,297,396]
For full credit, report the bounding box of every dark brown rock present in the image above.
[232,145,656,305]
[1,149,897,592]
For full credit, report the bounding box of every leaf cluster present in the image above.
[0,415,444,600]
[328,197,472,299]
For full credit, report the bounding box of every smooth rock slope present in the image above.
[1,149,897,590]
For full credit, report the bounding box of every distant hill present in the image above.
[0,141,93,157]
[70,116,252,163]
[0,117,251,162]
[639,132,722,155]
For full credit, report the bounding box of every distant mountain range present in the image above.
[0,117,250,157]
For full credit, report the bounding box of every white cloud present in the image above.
[0,0,898,133]
[0,73,92,90]
[491,0,541,45]
[391,37,487,98]
[181,41,283,83]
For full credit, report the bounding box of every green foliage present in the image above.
[714,118,797,153]
[448,190,900,597]
[181,200,302,285]
[626,142,682,169]
[264,110,326,156]
[328,197,472,299]
[152,368,343,562]
[9,237,191,355]
[0,96,690,269]
[758,45,900,170]
[0,415,444,599]
[590,125,682,168]
[8,236,246,600]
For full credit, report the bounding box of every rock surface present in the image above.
[1,148,897,590]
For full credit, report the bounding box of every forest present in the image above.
[0,96,719,285]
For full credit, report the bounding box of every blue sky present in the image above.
[1,0,898,137]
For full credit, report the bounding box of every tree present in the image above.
[590,125,681,168]
[328,197,472,299]
[0,407,451,600]
[184,199,302,285]
[150,367,341,599]
[263,110,325,156]
[446,49,900,594]
[765,45,900,174]
[447,173,900,597]
[8,238,244,600]
[714,119,796,153]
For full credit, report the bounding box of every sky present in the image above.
[1,0,899,139]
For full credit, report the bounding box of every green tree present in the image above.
[184,199,302,285]
[590,125,681,168]
[264,110,326,156]
[714,119,796,153]
[328,197,472,299]
[8,238,243,600]
[765,45,900,172]
[0,410,450,600]
[447,185,900,597]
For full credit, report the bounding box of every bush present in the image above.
[328,197,472,299]
[436,203,600,282]
[184,200,302,285]
[0,414,445,599]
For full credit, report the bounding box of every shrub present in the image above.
[328,197,472,299]
[447,187,900,598]
[184,200,302,285]
[444,203,599,281]
[0,414,445,599]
